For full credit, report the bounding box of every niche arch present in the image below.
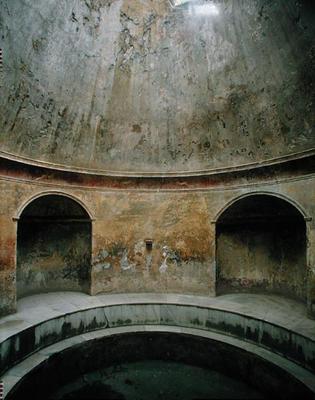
[15,191,94,221]
[214,191,309,223]
[16,193,92,298]
[215,193,307,301]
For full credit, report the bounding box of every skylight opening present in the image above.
[169,1,220,17]
[192,3,219,16]
[169,0,191,7]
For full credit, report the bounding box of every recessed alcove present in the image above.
[16,195,92,298]
[216,195,307,300]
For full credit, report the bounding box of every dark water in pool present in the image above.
[51,360,264,399]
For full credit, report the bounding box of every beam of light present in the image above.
[190,3,219,16]
[170,0,191,6]
[169,1,220,17]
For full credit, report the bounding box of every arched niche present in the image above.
[216,194,307,301]
[17,194,92,298]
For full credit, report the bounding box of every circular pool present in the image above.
[7,332,314,399]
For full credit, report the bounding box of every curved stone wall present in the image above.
[1,294,315,398]
[1,296,315,375]
[0,0,314,175]
[0,160,314,318]
[5,330,315,399]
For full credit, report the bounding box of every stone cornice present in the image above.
[0,148,314,178]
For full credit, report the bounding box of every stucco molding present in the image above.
[12,190,95,221]
[1,148,314,178]
[1,171,315,194]
[212,191,312,223]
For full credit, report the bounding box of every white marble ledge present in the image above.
[0,292,314,342]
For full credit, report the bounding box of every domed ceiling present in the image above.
[0,0,314,176]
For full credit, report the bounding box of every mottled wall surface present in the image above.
[91,192,214,295]
[0,215,15,315]
[17,221,91,297]
[16,195,92,298]
[0,170,314,316]
[217,224,306,300]
[0,0,314,174]
[217,196,307,300]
